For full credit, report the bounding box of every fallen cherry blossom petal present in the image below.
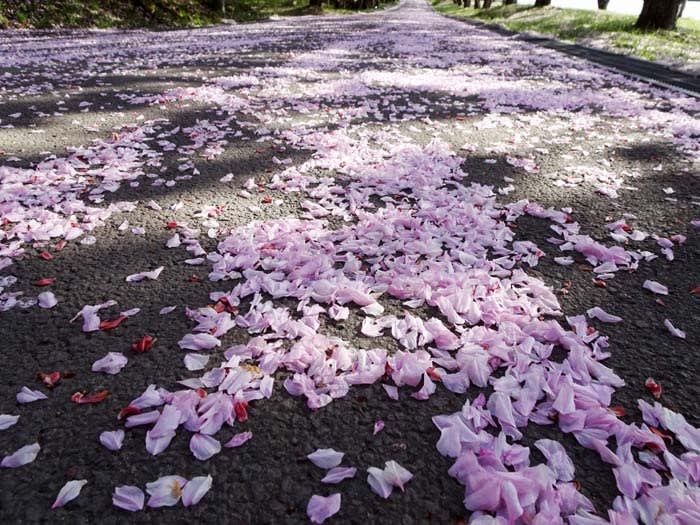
[643,280,669,295]
[99,316,127,331]
[367,467,394,499]
[159,306,177,315]
[71,389,109,404]
[131,335,156,353]
[37,291,57,309]
[373,420,385,435]
[92,353,128,375]
[308,448,344,469]
[178,333,221,351]
[37,371,61,388]
[182,475,213,507]
[184,353,210,371]
[0,414,19,430]
[33,278,55,286]
[1,442,40,468]
[112,485,144,512]
[321,467,357,484]
[99,430,125,451]
[190,433,221,461]
[146,476,187,508]
[51,479,87,509]
[586,307,622,324]
[125,266,164,283]
[664,319,686,339]
[307,493,341,524]
[224,431,253,448]
[645,378,663,399]
[17,386,48,404]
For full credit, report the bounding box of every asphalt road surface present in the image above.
[0,1,698,523]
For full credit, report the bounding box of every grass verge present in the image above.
[431,1,700,70]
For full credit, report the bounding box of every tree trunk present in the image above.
[678,0,687,17]
[636,0,683,29]
[597,0,610,9]
[473,0,481,8]
[534,0,551,6]
[212,0,225,15]
[483,0,492,7]
[504,0,517,5]
[309,0,322,6]
[464,0,471,6]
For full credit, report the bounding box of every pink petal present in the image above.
[373,420,385,435]
[16,386,47,404]
[112,485,145,511]
[99,430,125,451]
[382,460,413,491]
[182,475,213,507]
[126,266,164,283]
[51,480,87,509]
[321,467,357,484]
[37,291,58,309]
[664,319,686,339]
[307,493,341,524]
[307,448,344,469]
[190,433,221,461]
[586,307,623,324]
[1,442,40,468]
[178,333,221,351]
[224,431,253,448]
[367,467,393,498]
[92,352,128,375]
[0,414,19,430]
[643,280,668,295]
[146,475,187,508]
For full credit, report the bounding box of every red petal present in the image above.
[131,335,155,353]
[195,388,208,399]
[426,367,442,382]
[117,405,141,420]
[645,377,663,399]
[33,278,55,286]
[593,279,607,288]
[234,400,248,422]
[649,426,674,444]
[261,195,273,204]
[609,405,626,417]
[690,285,700,295]
[71,389,109,404]
[37,371,61,388]
[54,240,67,252]
[187,275,200,282]
[166,221,178,229]
[99,315,127,331]
[39,251,54,261]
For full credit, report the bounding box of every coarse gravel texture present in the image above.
[0,0,699,523]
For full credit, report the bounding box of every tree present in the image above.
[212,0,225,15]
[483,0,493,8]
[309,0,322,5]
[504,0,517,4]
[597,0,610,9]
[534,0,551,6]
[636,0,684,29]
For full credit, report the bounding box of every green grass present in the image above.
[0,0,222,29]
[432,1,700,66]
[0,0,395,28]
